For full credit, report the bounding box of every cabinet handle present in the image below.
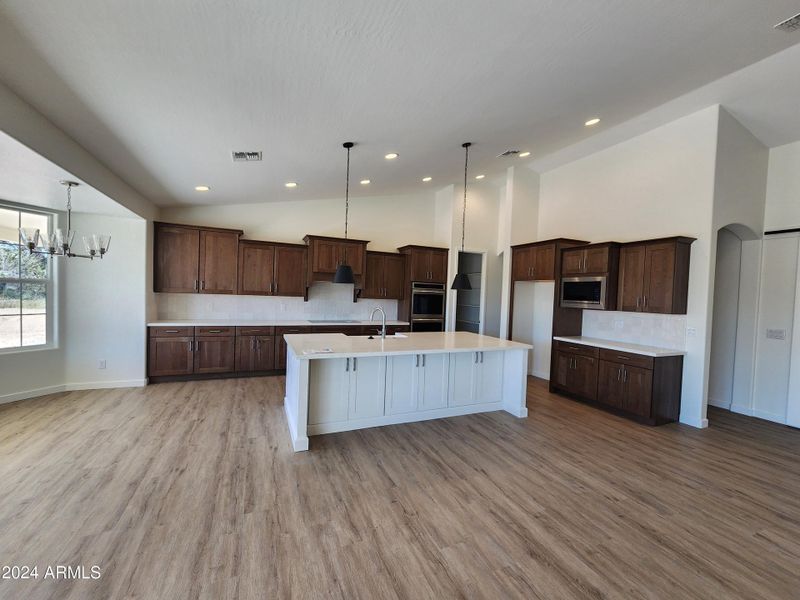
[256,338,261,350]
[194,279,199,291]
[269,282,274,294]
[617,367,622,381]
[623,368,628,383]
[643,296,648,309]
[416,354,420,367]
[164,329,178,333]
[636,297,641,309]
[275,282,279,294]
[207,329,221,333]
[480,352,484,363]
[422,354,426,367]
[346,358,350,372]
[189,340,194,352]
[201,280,206,290]
[474,352,479,364]
[353,357,357,371]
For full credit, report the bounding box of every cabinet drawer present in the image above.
[599,348,654,370]
[554,340,599,358]
[196,326,235,337]
[276,326,311,336]
[236,326,275,336]
[149,326,194,338]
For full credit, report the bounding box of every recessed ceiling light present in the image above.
[585,118,600,127]
[384,153,398,160]
[285,182,298,188]
[360,179,371,185]
[475,174,485,180]
[194,185,210,192]
[519,152,531,158]
[422,176,432,182]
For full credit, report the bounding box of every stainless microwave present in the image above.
[560,276,607,310]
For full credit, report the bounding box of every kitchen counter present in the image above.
[553,336,685,357]
[283,332,531,452]
[148,319,409,327]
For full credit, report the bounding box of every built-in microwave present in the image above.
[560,276,607,310]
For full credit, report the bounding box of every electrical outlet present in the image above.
[766,328,787,340]
[98,360,107,369]
[613,320,624,330]
[686,327,697,337]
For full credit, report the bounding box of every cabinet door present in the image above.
[618,245,646,312]
[275,327,306,369]
[476,351,504,403]
[273,246,306,297]
[512,247,534,281]
[238,243,274,295]
[409,250,430,281]
[386,354,418,414]
[199,230,239,294]
[429,250,448,283]
[419,353,449,410]
[597,360,625,408]
[561,249,585,275]
[553,351,572,389]
[311,239,340,273]
[584,247,609,274]
[572,356,598,401]
[254,336,275,370]
[533,244,555,280]
[363,253,385,298]
[154,225,199,293]
[194,336,235,374]
[383,255,406,299]
[448,352,480,406]
[349,356,386,420]
[623,366,653,417]
[341,242,365,276]
[149,337,194,376]
[643,242,676,314]
[309,358,350,425]
[236,336,257,371]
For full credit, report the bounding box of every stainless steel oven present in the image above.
[560,276,607,310]
[411,282,445,331]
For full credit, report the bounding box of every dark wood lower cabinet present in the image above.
[552,341,683,425]
[236,336,275,371]
[193,336,236,374]
[148,337,194,376]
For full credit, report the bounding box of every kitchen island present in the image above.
[283,331,531,451]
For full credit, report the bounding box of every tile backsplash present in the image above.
[582,310,686,350]
[156,282,399,321]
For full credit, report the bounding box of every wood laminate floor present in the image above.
[0,377,798,599]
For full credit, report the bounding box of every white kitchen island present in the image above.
[283,331,532,451]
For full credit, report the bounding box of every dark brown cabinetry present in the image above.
[551,343,599,401]
[193,336,236,374]
[237,241,306,297]
[148,330,194,377]
[236,326,275,372]
[618,237,694,314]
[561,244,616,276]
[511,243,559,281]
[304,235,368,279]
[399,245,449,283]
[362,252,406,299]
[154,222,242,294]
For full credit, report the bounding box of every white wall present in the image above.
[510,282,553,378]
[765,140,800,230]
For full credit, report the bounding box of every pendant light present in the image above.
[451,142,473,290]
[333,142,356,284]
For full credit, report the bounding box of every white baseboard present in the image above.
[707,397,732,409]
[0,384,67,406]
[0,379,147,406]
[730,404,754,417]
[530,370,550,380]
[679,415,709,429]
[752,409,786,425]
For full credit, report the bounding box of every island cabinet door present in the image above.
[448,352,481,406]
[386,354,419,414]
[475,351,504,403]
[348,356,387,420]
[418,353,449,410]
[309,358,350,425]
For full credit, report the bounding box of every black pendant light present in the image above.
[333,142,356,284]
[451,142,473,290]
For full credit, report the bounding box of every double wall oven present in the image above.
[410,282,445,331]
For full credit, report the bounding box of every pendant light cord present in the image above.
[461,142,471,252]
[66,182,73,233]
[344,145,350,240]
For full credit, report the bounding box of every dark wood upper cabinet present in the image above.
[398,245,449,283]
[617,237,694,315]
[362,252,406,299]
[512,246,535,281]
[154,222,242,294]
[561,244,614,276]
[512,241,569,282]
[304,236,369,289]
[154,224,200,293]
[273,245,307,297]
[237,241,306,297]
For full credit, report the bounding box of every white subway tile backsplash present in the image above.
[582,310,686,350]
[156,282,399,321]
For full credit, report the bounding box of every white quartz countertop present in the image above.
[553,336,685,357]
[148,319,409,327]
[286,331,532,359]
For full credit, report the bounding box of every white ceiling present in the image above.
[0,131,135,217]
[0,1,798,207]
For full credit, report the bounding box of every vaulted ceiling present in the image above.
[0,1,798,207]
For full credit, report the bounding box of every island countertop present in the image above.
[285,331,532,359]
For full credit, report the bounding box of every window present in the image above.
[0,204,52,350]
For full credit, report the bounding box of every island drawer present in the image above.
[236,326,275,336]
[196,326,235,337]
[149,326,194,338]
[554,340,599,358]
[599,349,654,370]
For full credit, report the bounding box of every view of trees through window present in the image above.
[0,205,50,349]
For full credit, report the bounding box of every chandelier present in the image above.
[19,180,110,260]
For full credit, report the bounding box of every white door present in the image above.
[386,354,419,414]
[309,358,349,425]
[348,356,387,420]
[418,353,449,410]
[449,351,480,407]
[476,351,504,404]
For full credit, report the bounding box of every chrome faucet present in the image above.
[370,306,387,339]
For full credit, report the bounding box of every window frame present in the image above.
[0,200,58,355]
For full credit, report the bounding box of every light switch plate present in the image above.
[766,328,787,340]
[686,327,697,337]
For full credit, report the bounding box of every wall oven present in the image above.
[560,276,607,310]
[411,282,445,331]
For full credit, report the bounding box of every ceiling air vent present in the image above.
[774,12,800,32]
[497,149,520,157]
[232,151,263,162]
